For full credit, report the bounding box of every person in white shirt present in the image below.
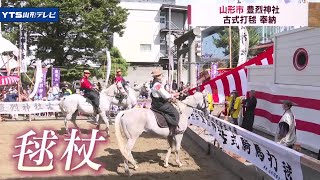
[275,100,297,149]
[150,69,180,135]
[52,84,60,100]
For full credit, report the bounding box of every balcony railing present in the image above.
[160,20,186,31]
[258,26,296,43]
[160,44,177,59]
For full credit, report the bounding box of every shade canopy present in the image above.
[0,36,19,56]
[0,76,19,86]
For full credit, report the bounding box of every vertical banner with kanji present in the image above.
[19,23,28,73]
[188,109,303,180]
[37,68,48,98]
[51,68,60,87]
[237,26,249,66]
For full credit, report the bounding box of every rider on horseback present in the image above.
[150,69,181,135]
[114,69,128,92]
[80,70,101,114]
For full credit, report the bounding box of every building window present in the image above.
[293,48,308,71]
[140,44,151,52]
[160,12,166,24]
[160,17,165,23]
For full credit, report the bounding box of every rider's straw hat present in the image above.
[151,69,162,76]
[280,100,298,107]
[116,69,122,72]
[84,70,90,74]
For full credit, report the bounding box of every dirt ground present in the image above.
[0,119,240,180]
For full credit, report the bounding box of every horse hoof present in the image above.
[133,165,139,170]
[163,163,168,168]
[125,170,132,177]
[177,163,183,167]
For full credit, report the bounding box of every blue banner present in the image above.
[0,8,59,22]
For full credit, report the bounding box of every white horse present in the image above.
[132,82,151,99]
[59,82,137,136]
[114,91,209,176]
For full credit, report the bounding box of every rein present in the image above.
[174,95,208,114]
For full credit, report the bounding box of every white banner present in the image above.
[0,101,61,114]
[237,26,249,66]
[190,3,308,26]
[28,60,43,99]
[188,109,303,180]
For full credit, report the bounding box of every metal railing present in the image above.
[162,20,186,31]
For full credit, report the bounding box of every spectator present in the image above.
[47,88,55,101]
[164,80,169,91]
[226,90,242,125]
[52,84,60,100]
[172,80,178,91]
[4,88,18,102]
[275,100,297,149]
[208,93,214,114]
[241,90,257,131]
[178,81,184,92]
[62,85,72,96]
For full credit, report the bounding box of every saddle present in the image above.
[150,108,169,128]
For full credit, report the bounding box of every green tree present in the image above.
[96,47,129,83]
[1,0,128,66]
[213,27,262,67]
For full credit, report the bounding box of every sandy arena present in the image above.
[0,119,240,180]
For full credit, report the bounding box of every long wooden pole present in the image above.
[17,23,22,102]
[229,26,232,68]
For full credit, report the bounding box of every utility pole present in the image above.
[168,7,173,92]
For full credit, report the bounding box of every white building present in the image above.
[247,27,320,153]
[113,0,190,85]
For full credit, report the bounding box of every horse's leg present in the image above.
[64,113,73,136]
[95,114,100,130]
[123,159,131,176]
[164,135,175,167]
[174,134,184,167]
[164,147,172,168]
[70,110,81,134]
[99,112,110,137]
[126,138,138,170]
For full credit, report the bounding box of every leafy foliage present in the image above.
[1,0,129,66]
[21,47,129,85]
[213,27,263,67]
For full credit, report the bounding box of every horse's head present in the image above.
[142,82,151,92]
[115,82,128,97]
[183,90,209,115]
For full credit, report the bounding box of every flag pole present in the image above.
[17,23,22,102]
[229,26,232,68]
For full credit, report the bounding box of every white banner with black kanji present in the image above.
[0,101,61,114]
[188,109,303,180]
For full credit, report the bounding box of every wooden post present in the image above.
[18,47,21,102]
[228,26,232,68]
[24,73,34,85]
[308,3,320,27]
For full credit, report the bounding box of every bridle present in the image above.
[178,93,208,113]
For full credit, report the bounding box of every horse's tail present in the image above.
[114,111,135,164]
